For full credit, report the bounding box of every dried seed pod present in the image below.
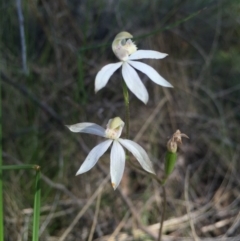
[164,130,189,178]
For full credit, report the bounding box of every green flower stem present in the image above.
[32,167,41,241]
[157,152,178,240]
[157,185,166,241]
[122,80,130,139]
[0,74,3,241]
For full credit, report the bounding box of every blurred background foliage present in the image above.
[1,0,240,240]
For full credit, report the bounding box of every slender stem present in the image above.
[122,80,130,139]
[32,167,41,241]
[16,0,28,74]
[0,66,3,241]
[158,185,166,241]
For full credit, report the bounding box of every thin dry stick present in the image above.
[201,217,235,234]
[39,192,61,236]
[58,175,109,241]
[225,211,240,236]
[148,200,212,234]
[134,97,167,142]
[157,185,166,241]
[21,214,31,241]
[107,211,130,241]
[117,187,157,240]
[184,167,199,241]
[98,165,160,240]
[88,189,102,241]
[16,0,28,74]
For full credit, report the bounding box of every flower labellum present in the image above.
[95,31,173,104]
[66,117,155,190]
[112,32,137,61]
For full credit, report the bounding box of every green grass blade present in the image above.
[32,167,41,241]
[0,164,39,171]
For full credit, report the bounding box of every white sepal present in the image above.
[118,139,155,174]
[76,140,113,175]
[129,50,168,60]
[128,60,173,88]
[95,62,122,92]
[66,123,106,137]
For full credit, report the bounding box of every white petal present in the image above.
[76,140,113,175]
[66,123,106,137]
[129,50,168,60]
[128,61,173,88]
[110,141,126,190]
[118,139,155,174]
[95,62,122,92]
[122,62,149,104]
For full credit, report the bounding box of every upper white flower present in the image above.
[95,31,173,104]
[66,117,155,190]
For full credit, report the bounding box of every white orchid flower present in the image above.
[66,117,155,190]
[95,31,173,104]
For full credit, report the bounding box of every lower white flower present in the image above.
[66,117,155,190]
[95,31,173,104]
